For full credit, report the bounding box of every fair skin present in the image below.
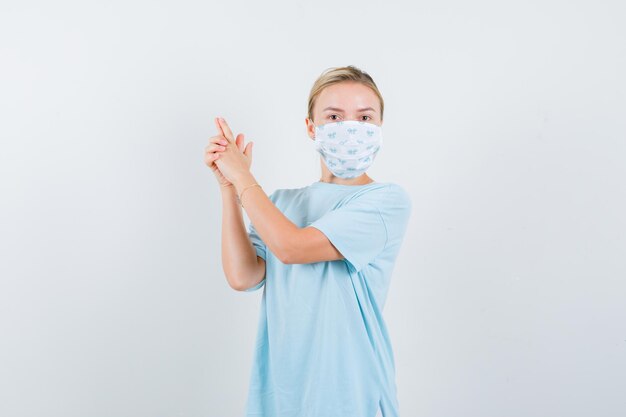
[204,81,383,291]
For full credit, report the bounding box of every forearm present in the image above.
[234,172,299,264]
[220,184,259,288]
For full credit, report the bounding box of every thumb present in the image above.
[244,141,253,158]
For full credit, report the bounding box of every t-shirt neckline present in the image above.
[310,180,379,188]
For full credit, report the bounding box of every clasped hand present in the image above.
[204,116,254,188]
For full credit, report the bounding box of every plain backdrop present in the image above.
[1,1,625,416]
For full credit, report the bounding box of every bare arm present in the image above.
[220,184,266,291]
[233,172,345,267]
[212,117,344,291]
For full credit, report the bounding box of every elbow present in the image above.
[275,239,297,265]
[276,247,293,265]
[222,266,244,291]
[272,226,302,265]
[231,278,260,292]
[226,277,246,292]
[223,267,251,291]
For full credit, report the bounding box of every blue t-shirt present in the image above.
[243,180,412,417]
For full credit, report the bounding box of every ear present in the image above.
[306,117,315,140]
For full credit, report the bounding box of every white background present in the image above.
[1,1,625,416]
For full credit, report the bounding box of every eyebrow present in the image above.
[322,106,377,113]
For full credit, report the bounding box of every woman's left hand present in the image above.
[213,117,254,186]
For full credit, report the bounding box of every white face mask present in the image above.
[311,119,383,179]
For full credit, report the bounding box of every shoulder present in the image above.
[377,184,412,243]
[266,186,308,209]
[268,186,305,200]
[370,183,412,226]
[383,183,412,209]
[352,182,411,208]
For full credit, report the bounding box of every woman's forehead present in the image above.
[316,83,380,112]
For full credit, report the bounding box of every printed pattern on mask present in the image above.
[313,120,383,178]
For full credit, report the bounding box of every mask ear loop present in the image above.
[309,118,318,139]
[310,119,325,152]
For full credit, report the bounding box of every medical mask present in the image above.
[311,120,383,179]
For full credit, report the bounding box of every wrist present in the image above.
[233,171,256,192]
[220,183,237,198]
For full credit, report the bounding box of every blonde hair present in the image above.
[307,65,384,123]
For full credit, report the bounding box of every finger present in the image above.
[205,151,221,167]
[208,137,229,150]
[205,144,227,153]
[244,141,253,158]
[214,117,223,139]
[217,117,235,143]
[235,133,244,152]
[209,135,229,146]
[209,152,221,163]
[213,118,230,143]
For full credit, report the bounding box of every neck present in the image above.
[318,174,374,186]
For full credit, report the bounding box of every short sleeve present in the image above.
[246,190,278,261]
[243,190,277,292]
[248,221,267,261]
[308,184,412,273]
[243,277,265,292]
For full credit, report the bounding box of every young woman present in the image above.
[204,65,412,417]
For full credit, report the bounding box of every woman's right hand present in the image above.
[204,117,247,188]
[204,132,232,187]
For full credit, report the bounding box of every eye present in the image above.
[329,114,339,120]
[362,115,372,121]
